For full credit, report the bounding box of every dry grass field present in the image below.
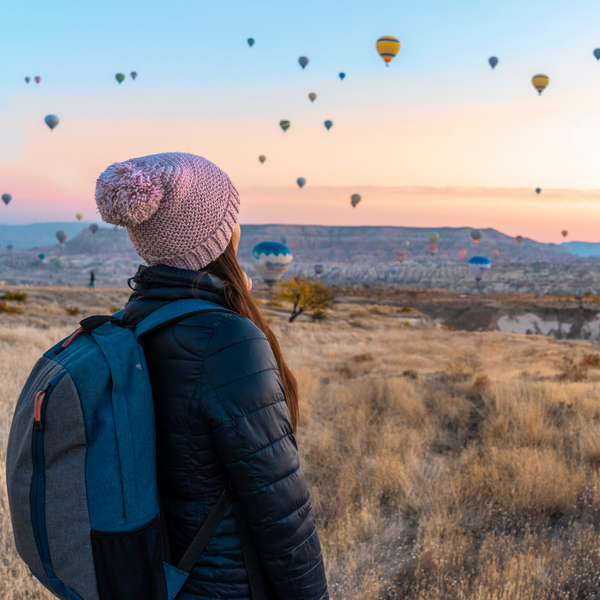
[3,287,600,599]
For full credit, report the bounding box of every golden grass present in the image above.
[2,292,600,598]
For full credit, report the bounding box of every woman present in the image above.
[95,152,328,600]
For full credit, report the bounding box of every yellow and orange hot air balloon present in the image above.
[376,36,400,66]
[532,74,549,95]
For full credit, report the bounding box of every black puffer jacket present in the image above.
[123,264,328,600]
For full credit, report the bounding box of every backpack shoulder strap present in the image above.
[134,299,232,339]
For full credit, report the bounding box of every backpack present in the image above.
[6,299,266,600]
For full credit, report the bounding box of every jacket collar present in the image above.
[126,264,228,315]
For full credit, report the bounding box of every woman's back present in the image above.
[124,264,328,600]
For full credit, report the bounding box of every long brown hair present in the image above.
[202,241,299,430]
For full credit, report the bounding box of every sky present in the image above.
[2,0,600,242]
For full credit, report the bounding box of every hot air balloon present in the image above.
[532,74,549,95]
[489,57,499,69]
[2,194,12,206]
[248,38,255,47]
[471,231,482,244]
[76,213,83,221]
[131,71,138,80]
[562,230,568,238]
[115,73,125,84]
[397,253,406,263]
[428,245,438,256]
[376,36,400,66]
[492,250,500,257]
[536,188,541,194]
[516,235,523,245]
[297,177,306,189]
[25,77,30,84]
[324,120,333,131]
[405,241,410,247]
[351,194,361,208]
[53,258,62,268]
[34,76,41,84]
[280,120,290,132]
[339,73,345,80]
[314,264,324,278]
[298,56,309,69]
[308,93,317,102]
[428,232,439,244]
[90,224,99,234]
[468,256,491,282]
[38,253,45,261]
[459,249,467,259]
[594,49,600,61]
[258,155,266,164]
[7,245,13,253]
[56,230,67,244]
[252,241,293,285]
[45,115,59,130]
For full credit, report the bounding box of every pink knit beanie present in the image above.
[95,152,240,270]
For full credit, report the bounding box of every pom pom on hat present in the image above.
[95,161,165,226]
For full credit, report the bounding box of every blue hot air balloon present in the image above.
[248,38,255,47]
[489,56,498,69]
[297,177,306,188]
[45,115,59,131]
[38,253,45,260]
[594,49,600,61]
[339,72,346,80]
[468,256,491,283]
[25,77,31,84]
[324,120,333,131]
[536,188,541,194]
[298,56,309,69]
[314,264,324,278]
[252,241,293,285]
[89,223,99,234]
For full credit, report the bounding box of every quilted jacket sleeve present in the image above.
[198,312,328,600]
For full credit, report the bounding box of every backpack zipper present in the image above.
[30,371,66,575]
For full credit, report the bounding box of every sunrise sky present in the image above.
[2,0,600,242]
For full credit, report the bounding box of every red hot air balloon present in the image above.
[459,249,467,259]
[492,250,500,257]
[516,235,523,245]
[397,253,406,263]
[428,245,438,256]
[34,76,41,84]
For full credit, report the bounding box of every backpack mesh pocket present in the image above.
[91,515,167,600]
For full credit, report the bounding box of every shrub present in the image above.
[1,292,27,302]
[0,301,21,314]
[65,306,80,316]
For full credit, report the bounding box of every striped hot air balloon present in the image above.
[428,245,438,256]
[532,74,549,95]
[252,241,293,285]
[280,120,290,132]
[376,36,400,66]
[468,256,491,283]
[314,264,324,278]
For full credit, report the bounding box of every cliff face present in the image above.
[0,224,594,293]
